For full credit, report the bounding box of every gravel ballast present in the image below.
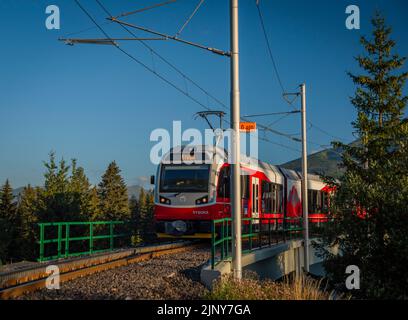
[18,248,210,300]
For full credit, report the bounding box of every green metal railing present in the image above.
[210,216,329,269]
[38,221,129,262]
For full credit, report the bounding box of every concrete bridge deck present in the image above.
[201,238,331,288]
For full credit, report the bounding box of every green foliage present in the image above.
[96,161,130,221]
[88,187,101,221]
[316,13,408,299]
[129,195,142,245]
[40,152,74,221]
[17,185,40,260]
[137,189,156,243]
[0,215,11,264]
[0,180,19,262]
[205,274,334,300]
[0,152,156,263]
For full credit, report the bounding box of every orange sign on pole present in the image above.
[239,122,256,132]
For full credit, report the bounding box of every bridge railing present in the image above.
[210,216,330,269]
[38,221,129,262]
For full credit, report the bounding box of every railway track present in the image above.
[0,241,204,300]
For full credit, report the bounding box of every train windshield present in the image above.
[160,165,210,193]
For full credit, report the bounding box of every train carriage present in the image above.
[152,145,330,239]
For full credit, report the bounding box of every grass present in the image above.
[205,272,339,300]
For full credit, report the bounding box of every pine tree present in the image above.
[317,13,408,299]
[137,189,156,243]
[69,159,94,220]
[97,161,130,221]
[17,185,40,260]
[43,151,58,195]
[129,195,142,245]
[0,215,11,264]
[137,188,148,242]
[41,152,71,221]
[0,180,19,262]
[89,186,101,221]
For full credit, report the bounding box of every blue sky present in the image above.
[0,0,407,188]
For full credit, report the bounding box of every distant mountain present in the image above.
[281,146,345,179]
[127,185,146,199]
[12,187,25,198]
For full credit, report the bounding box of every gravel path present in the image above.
[18,248,210,300]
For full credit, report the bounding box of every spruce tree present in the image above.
[69,159,94,220]
[137,189,156,243]
[17,185,40,260]
[41,152,71,221]
[89,186,101,221]
[0,215,11,264]
[0,180,19,261]
[317,13,408,299]
[97,161,130,221]
[129,195,142,245]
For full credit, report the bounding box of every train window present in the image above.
[275,184,283,213]
[260,182,284,213]
[160,164,210,193]
[241,174,249,200]
[261,181,272,213]
[217,166,230,198]
[321,192,329,213]
[308,189,328,213]
[308,190,315,213]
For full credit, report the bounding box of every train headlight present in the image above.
[196,196,208,205]
[160,196,171,205]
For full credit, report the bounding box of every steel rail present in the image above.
[0,241,203,299]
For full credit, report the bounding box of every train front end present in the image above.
[153,145,226,239]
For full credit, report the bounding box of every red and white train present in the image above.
[152,145,330,238]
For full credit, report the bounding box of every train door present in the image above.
[251,177,260,220]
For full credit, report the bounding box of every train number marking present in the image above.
[193,210,209,215]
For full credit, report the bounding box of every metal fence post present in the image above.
[221,220,225,260]
[110,222,114,250]
[258,218,262,248]
[89,222,93,254]
[57,223,62,259]
[211,221,215,269]
[39,224,44,262]
[65,224,70,258]
[249,219,253,250]
[226,220,229,257]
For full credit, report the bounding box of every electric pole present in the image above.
[300,83,310,273]
[230,0,242,280]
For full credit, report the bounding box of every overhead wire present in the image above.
[75,0,312,155]
[175,0,205,38]
[255,1,349,149]
[95,0,229,112]
[74,0,213,113]
[254,0,285,94]
[115,0,178,19]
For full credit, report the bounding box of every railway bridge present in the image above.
[0,217,332,299]
[201,216,334,288]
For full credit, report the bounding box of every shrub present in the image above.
[205,272,337,300]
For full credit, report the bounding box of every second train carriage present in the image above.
[152,145,330,238]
